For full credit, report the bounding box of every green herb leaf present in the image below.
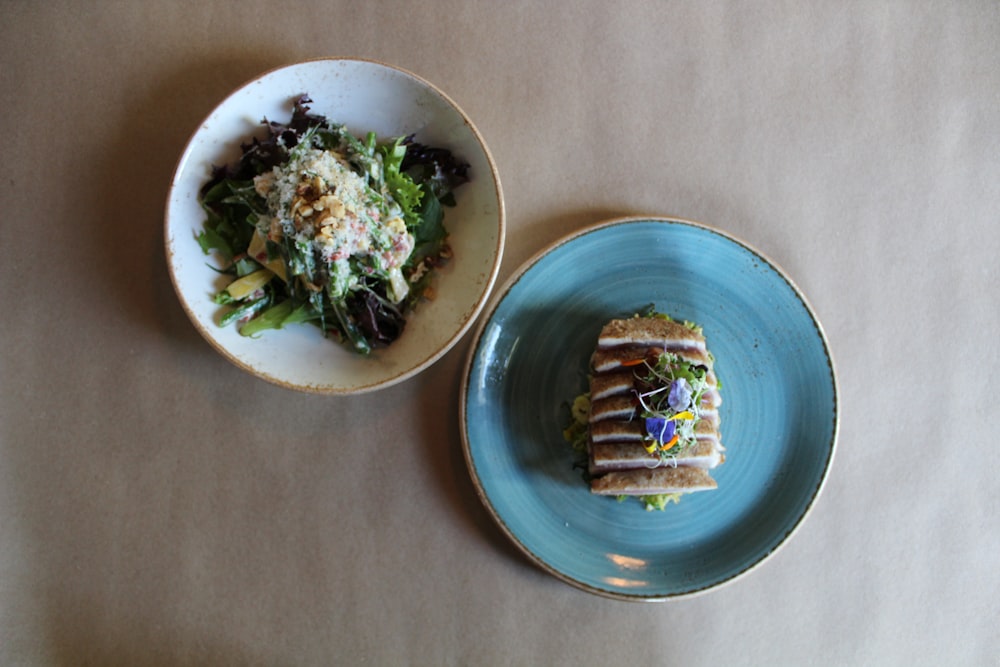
[407,193,446,266]
[239,301,293,337]
[380,138,424,225]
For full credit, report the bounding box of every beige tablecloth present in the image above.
[2,2,997,665]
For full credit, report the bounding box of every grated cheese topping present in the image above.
[252,147,414,301]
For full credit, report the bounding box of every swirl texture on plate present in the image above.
[461,217,837,600]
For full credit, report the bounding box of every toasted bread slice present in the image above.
[589,370,636,400]
[590,418,721,444]
[591,346,711,373]
[597,317,706,350]
[588,395,636,423]
[590,466,718,496]
[589,439,724,474]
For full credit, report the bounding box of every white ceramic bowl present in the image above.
[165,58,505,394]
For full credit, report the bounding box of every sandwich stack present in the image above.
[587,315,725,498]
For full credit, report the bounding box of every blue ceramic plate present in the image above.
[460,217,838,600]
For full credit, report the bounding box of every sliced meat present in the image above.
[590,466,718,496]
[589,438,724,474]
[590,392,721,425]
[589,370,636,400]
[589,420,645,443]
[588,395,636,423]
[596,317,707,351]
[591,346,711,373]
[591,417,721,443]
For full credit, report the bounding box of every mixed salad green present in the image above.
[196,95,469,354]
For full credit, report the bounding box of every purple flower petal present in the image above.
[668,379,692,411]
[645,416,675,443]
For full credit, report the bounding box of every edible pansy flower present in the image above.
[667,378,692,411]
[645,416,675,445]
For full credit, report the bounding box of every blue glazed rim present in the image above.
[460,216,838,601]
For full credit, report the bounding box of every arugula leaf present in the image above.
[219,295,269,327]
[196,225,233,258]
[331,298,372,354]
[407,192,446,267]
[239,300,318,337]
[379,138,423,226]
[239,301,293,337]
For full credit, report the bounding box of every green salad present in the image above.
[196,95,469,354]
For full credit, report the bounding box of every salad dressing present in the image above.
[254,147,414,301]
